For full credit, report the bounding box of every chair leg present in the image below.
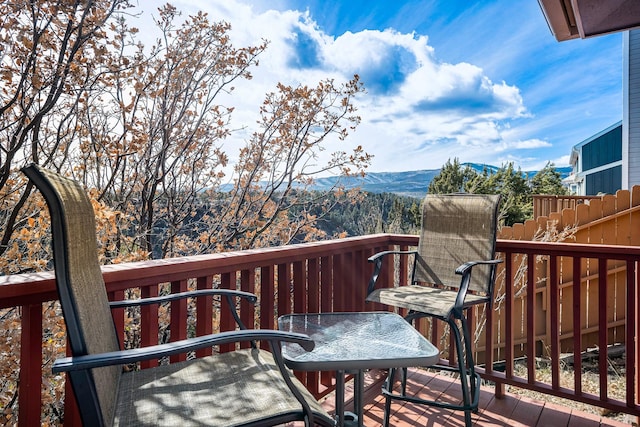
[383,393,393,427]
[460,314,479,413]
[400,367,408,396]
[389,312,479,427]
[383,368,396,427]
[450,319,473,427]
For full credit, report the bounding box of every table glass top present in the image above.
[278,312,440,371]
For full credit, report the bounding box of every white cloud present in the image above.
[134,0,561,174]
[553,155,571,167]
[506,139,552,150]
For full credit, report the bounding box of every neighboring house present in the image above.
[564,28,640,196]
[623,29,640,191]
[563,121,622,195]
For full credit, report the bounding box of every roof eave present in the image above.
[538,0,640,42]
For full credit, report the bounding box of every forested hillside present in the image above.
[312,191,422,237]
[309,163,572,198]
[300,159,571,240]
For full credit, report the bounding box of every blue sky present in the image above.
[139,1,623,173]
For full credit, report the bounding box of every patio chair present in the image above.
[365,193,502,427]
[22,164,334,427]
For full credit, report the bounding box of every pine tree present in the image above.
[427,158,479,194]
[428,159,536,226]
[531,162,568,195]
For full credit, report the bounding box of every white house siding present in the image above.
[625,30,640,189]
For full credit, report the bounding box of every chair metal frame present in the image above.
[366,193,502,427]
[23,164,334,427]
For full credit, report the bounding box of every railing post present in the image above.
[496,251,513,398]
[195,277,213,358]
[63,359,82,426]
[307,259,320,313]
[572,256,583,395]
[320,256,335,389]
[526,254,536,384]
[549,255,560,390]
[170,279,188,362]
[220,272,236,353]
[19,303,42,427]
[332,254,344,312]
[140,284,159,368]
[293,261,306,314]
[354,249,367,312]
[240,269,255,349]
[109,290,125,349]
[320,255,333,313]
[342,252,354,311]
[259,266,275,333]
[634,261,640,407]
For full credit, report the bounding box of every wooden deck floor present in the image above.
[312,368,634,427]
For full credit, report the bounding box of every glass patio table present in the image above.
[278,311,440,427]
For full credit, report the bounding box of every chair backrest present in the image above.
[414,193,500,295]
[23,165,120,426]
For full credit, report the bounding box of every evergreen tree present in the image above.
[310,191,421,237]
[531,162,568,195]
[428,159,534,226]
[482,163,532,225]
[409,201,422,227]
[427,158,479,194]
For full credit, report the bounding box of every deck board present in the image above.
[289,368,634,426]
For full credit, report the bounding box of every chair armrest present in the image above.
[109,289,257,308]
[455,259,503,276]
[367,250,416,263]
[109,288,257,330]
[367,250,417,295]
[452,259,503,318]
[52,329,314,373]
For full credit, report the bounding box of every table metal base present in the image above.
[335,370,365,427]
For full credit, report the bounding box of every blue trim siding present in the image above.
[586,166,622,195]
[582,125,622,170]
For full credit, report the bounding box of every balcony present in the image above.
[2,233,640,426]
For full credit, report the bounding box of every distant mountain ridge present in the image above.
[312,163,572,199]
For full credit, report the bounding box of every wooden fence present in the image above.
[479,186,640,363]
[532,194,602,219]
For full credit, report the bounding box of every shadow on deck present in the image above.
[296,368,635,426]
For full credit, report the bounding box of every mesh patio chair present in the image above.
[365,193,502,427]
[23,164,334,427]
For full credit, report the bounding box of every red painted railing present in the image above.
[482,240,640,417]
[2,234,640,425]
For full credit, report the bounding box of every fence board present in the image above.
[576,203,590,226]
[617,189,631,211]
[562,207,574,228]
[498,226,512,239]
[633,186,640,207]
[632,209,640,245]
[512,223,524,239]
[602,194,616,217]
[524,219,537,239]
